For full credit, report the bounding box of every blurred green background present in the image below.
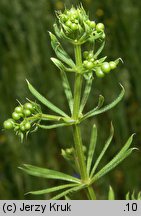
[0,0,141,199]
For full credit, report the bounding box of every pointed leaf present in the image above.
[60,71,73,114]
[50,184,85,200]
[90,123,114,177]
[91,134,135,183]
[82,95,104,120]
[79,78,93,115]
[83,85,125,120]
[94,41,105,58]
[126,192,130,200]
[26,80,68,117]
[37,123,69,129]
[91,148,134,183]
[87,124,97,175]
[65,195,71,200]
[131,191,135,200]
[49,32,75,68]
[108,186,115,200]
[19,164,80,183]
[51,58,71,72]
[27,183,78,195]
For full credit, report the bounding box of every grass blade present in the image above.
[26,80,68,117]
[90,123,114,177]
[79,78,92,115]
[60,71,73,114]
[27,183,78,195]
[19,164,80,183]
[86,124,97,176]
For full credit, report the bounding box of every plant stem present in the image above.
[73,124,87,180]
[73,45,83,120]
[72,45,96,199]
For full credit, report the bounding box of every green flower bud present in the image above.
[109,61,117,70]
[95,68,105,78]
[96,23,105,32]
[23,109,31,117]
[15,106,23,113]
[3,119,14,130]
[12,112,21,120]
[24,122,31,130]
[24,103,34,111]
[101,62,111,73]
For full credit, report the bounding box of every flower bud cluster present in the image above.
[3,102,39,137]
[83,50,119,78]
[55,6,105,44]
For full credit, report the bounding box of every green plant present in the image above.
[3,5,137,200]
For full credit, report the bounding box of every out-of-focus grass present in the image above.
[0,0,141,199]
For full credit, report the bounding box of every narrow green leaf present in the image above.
[65,195,71,200]
[83,85,125,119]
[27,183,78,195]
[26,80,68,117]
[97,56,107,63]
[91,134,135,182]
[108,186,115,200]
[82,95,104,121]
[60,71,73,114]
[94,41,105,58]
[79,78,93,115]
[51,58,70,72]
[126,192,130,200]
[49,32,75,68]
[137,192,141,200]
[114,134,135,157]
[19,164,80,184]
[131,191,135,200]
[90,123,114,177]
[87,124,97,175]
[91,148,134,183]
[37,123,69,129]
[50,184,85,200]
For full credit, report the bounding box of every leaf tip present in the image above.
[119,83,125,93]
[26,79,30,85]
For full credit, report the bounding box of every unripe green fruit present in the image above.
[90,21,96,28]
[24,103,33,111]
[3,119,14,129]
[23,109,31,117]
[83,51,89,59]
[20,124,26,132]
[12,112,21,120]
[66,20,72,27]
[24,122,31,130]
[101,62,111,73]
[71,23,78,30]
[88,52,93,59]
[84,61,94,69]
[15,106,23,113]
[109,61,117,70]
[61,14,68,22]
[95,68,105,78]
[96,23,105,32]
